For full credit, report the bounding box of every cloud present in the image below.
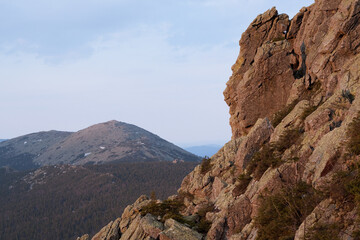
[0,0,315,145]
[0,24,235,144]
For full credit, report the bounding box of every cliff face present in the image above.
[80,0,360,239]
[224,0,360,138]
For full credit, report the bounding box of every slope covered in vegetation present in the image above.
[0,161,197,240]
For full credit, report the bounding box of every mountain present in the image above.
[0,120,200,170]
[185,145,222,158]
[0,161,198,240]
[80,1,360,240]
[37,120,200,166]
[0,131,72,170]
[0,139,7,142]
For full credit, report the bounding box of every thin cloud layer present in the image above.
[0,0,314,145]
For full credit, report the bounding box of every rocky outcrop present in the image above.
[235,118,273,170]
[224,7,294,137]
[80,0,360,239]
[159,219,203,240]
[78,195,206,240]
[92,218,121,240]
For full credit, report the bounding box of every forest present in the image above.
[0,161,197,240]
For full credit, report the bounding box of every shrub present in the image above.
[256,182,324,240]
[178,190,194,202]
[331,167,360,204]
[347,112,360,155]
[200,157,212,175]
[245,128,303,180]
[353,229,360,239]
[195,203,214,233]
[272,128,303,154]
[150,190,157,200]
[233,173,253,196]
[141,199,185,222]
[196,218,212,234]
[271,36,286,42]
[141,198,213,234]
[342,90,355,104]
[300,105,318,120]
[246,144,281,180]
[271,101,299,128]
[197,203,215,218]
[305,223,341,240]
[329,166,360,238]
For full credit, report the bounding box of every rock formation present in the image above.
[79,0,360,239]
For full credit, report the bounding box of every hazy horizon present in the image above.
[0,0,314,146]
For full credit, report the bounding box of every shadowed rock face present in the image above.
[79,0,360,239]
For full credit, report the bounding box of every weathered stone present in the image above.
[224,7,293,137]
[294,199,336,240]
[304,108,332,133]
[77,234,90,240]
[235,118,273,170]
[210,177,228,201]
[206,217,226,240]
[92,218,121,240]
[178,138,243,211]
[140,214,164,239]
[226,195,252,235]
[270,100,309,143]
[120,195,151,233]
[120,215,148,240]
[159,219,203,240]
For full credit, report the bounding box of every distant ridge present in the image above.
[0,131,72,170]
[0,120,200,170]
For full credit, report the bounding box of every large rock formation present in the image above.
[79,0,360,239]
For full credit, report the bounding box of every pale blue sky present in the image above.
[0,0,314,146]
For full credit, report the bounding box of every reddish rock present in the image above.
[224,7,293,137]
[159,219,203,240]
[92,218,121,240]
[140,214,164,239]
[226,195,252,236]
[235,118,273,170]
[211,177,228,201]
[206,217,226,240]
[305,108,332,133]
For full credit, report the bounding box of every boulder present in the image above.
[120,215,148,240]
[77,234,90,240]
[140,214,164,239]
[159,219,203,240]
[235,118,273,170]
[120,195,151,233]
[92,218,121,240]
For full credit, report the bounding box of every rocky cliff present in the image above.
[79,0,360,239]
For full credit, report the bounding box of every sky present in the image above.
[0,0,314,146]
